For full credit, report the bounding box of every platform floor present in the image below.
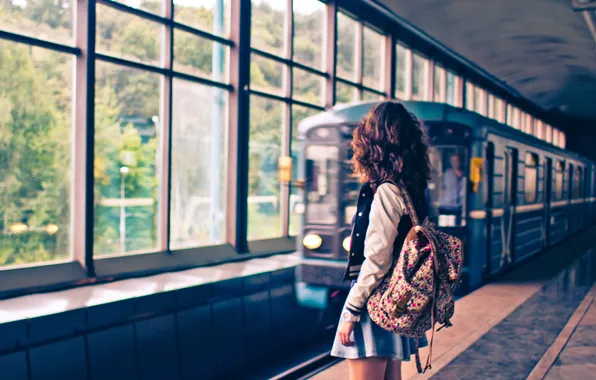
[313,228,596,380]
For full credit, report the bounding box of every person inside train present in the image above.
[439,152,465,221]
[331,101,431,380]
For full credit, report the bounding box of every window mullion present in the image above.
[158,0,174,252]
[73,0,96,275]
[280,0,294,236]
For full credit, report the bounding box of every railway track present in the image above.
[271,351,342,380]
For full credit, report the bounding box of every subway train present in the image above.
[292,100,596,309]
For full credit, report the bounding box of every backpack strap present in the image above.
[397,181,421,227]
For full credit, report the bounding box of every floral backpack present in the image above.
[366,182,463,374]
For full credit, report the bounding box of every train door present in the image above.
[484,142,495,276]
[543,157,552,248]
[501,148,518,268]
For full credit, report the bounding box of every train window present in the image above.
[524,153,539,203]
[555,161,565,200]
[427,146,468,227]
[574,167,583,198]
[305,145,339,224]
[412,53,428,100]
[545,124,553,143]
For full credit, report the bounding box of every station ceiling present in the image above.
[375,0,596,121]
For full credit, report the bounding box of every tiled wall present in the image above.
[0,267,323,380]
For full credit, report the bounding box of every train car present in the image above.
[292,100,596,309]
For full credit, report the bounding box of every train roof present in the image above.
[298,100,594,165]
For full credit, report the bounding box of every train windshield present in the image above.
[305,145,339,224]
[427,146,468,227]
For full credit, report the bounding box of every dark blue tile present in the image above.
[270,285,297,352]
[243,291,271,365]
[135,291,176,315]
[86,299,135,330]
[0,351,28,380]
[0,319,27,351]
[177,306,216,380]
[270,268,295,285]
[28,309,86,344]
[87,325,138,380]
[243,273,270,294]
[212,278,242,299]
[176,283,212,309]
[30,336,87,380]
[213,298,244,378]
[135,314,180,380]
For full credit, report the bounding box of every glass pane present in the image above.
[250,54,284,95]
[170,80,228,249]
[335,81,358,104]
[545,124,552,143]
[248,96,283,240]
[446,71,456,106]
[0,0,73,45]
[473,86,484,115]
[293,0,324,69]
[524,153,538,203]
[251,0,286,56]
[0,42,73,267]
[363,90,383,102]
[174,28,229,82]
[174,0,230,37]
[362,26,383,90]
[113,0,162,14]
[336,12,357,81]
[293,69,324,106]
[94,62,161,256]
[433,65,444,102]
[395,44,408,96]
[290,105,320,236]
[96,3,162,66]
[412,53,427,99]
[427,146,468,227]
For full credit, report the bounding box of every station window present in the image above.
[560,132,566,149]
[336,12,358,82]
[524,153,539,203]
[555,161,565,200]
[293,0,325,70]
[0,40,74,267]
[335,80,359,104]
[251,0,287,56]
[362,26,384,90]
[553,129,560,147]
[248,95,283,240]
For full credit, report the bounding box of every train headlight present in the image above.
[303,234,323,250]
[342,237,351,252]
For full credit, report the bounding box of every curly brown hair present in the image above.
[352,101,431,198]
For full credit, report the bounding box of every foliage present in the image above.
[0,0,367,263]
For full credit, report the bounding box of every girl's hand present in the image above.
[338,321,356,346]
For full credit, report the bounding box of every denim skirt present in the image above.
[331,286,428,361]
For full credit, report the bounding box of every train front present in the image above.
[291,102,475,309]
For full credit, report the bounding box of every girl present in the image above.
[331,101,432,380]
